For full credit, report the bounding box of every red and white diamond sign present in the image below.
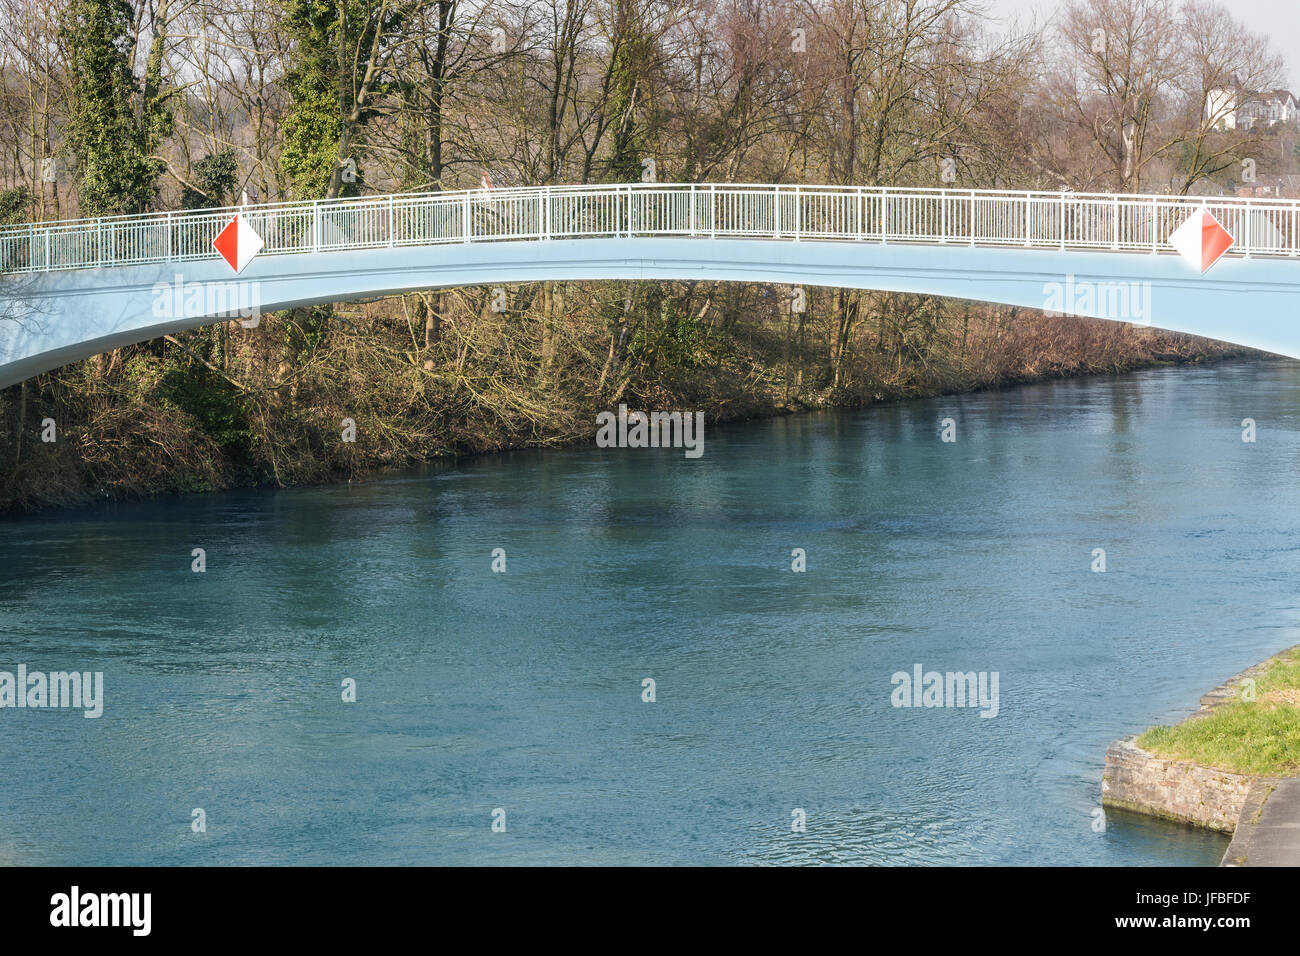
[212,213,264,274]
[1168,207,1233,273]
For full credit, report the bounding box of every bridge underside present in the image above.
[1,237,1297,387]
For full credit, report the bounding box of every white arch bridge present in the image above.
[1,182,1299,388]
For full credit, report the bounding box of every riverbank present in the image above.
[0,290,1253,514]
[1102,646,1300,865]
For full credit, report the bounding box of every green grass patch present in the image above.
[1137,648,1300,776]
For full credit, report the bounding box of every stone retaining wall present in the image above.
[1101,736,1254,832]
[1101,647,1295,838]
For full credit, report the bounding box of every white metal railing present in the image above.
[1,182,1297,276]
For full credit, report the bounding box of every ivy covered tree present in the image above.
[603,22,656,184]
[181,150,239,210]
[281,0,414,199]
[60,0,173,216]
[0,187,31,225]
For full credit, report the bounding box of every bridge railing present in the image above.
[1,183,1298,275]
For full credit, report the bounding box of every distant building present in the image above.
[1206,84,1298,130]
[1237,89,1298,129]
[1234,176,1300,199]
[1206,87,1239,129]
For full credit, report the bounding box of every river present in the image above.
[5,359,1299,865]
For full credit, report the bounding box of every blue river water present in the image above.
[5,359,1300,865]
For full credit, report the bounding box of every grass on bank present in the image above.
[1137,648,1300,776]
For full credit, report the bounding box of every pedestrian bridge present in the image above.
[1,182,1298,388]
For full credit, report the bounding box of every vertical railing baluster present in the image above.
[1245,199,1252,258]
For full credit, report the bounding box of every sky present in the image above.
[985,0,1300,90]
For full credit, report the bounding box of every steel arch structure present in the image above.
[2,183,1298,387]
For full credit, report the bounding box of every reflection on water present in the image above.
[5,360,1297,864]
